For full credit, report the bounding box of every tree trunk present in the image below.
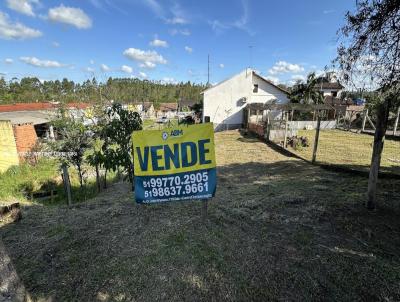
[393,106,400,136]
[129,161,135,191]
[95,164,101,193]
[77,164,83,188]
[312,113,321,164]
[103,169,107,189]
[367,100,390,210]
[62,164,72,207]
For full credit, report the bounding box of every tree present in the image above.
[0,76,206,107]
[87,138,105,192]
[102,103,142,187]
[335,0,400,209]
[289,72,324,104]
[51,114,92,188]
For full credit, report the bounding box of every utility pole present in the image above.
[207,54,210,86]
[249,45,253,69]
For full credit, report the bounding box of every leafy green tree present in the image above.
[87,138,105,192]
[335,0,400,209]
[102,103,142,187]
[51,115,92,188]
[289,72,324,104]
[0,76,206,106]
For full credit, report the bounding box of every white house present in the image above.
[315,72,344,98]
[202,68,289,131]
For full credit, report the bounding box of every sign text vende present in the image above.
[132,123,216,203]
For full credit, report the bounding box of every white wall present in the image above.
[250,74,288,104]
[289,120,337,130]
[320,88,342,97]
[203,69,288,130]
[203,69,252,127]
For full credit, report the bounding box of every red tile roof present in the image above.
[159,103,178,111]
[0,102,90,112]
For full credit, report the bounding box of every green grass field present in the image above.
[289,129,400,175]
[0,159,118,205]
[143,118,179,130]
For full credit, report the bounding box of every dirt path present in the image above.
[0,131,399,301]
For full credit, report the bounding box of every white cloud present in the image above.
[291,74,305,82]
[138,71,147,78]
[141,0,190,26]
[142,0,164,18]
[219,63,224,68]
[169,28,190,36]
[85,66,95,73]
[90,59,95,65]
[323,9,335,14]
[20,56,65,68]
[121,65,133,73]
[123,48,167,66]
[162,77,177,84]
[268,61,304,75]
[139,61,156,69]
[166,17,188,24]
[167,2,189,24]
[150,38,168,48]
[4,58,13,64]
[48,5,92,29]
[100,63,110,72]
[184,46,193,53]
[52,41,60,47]
[208,20,229,35]
[0,11,42,40]
[209,0,254,35]
[265,76,280,85]
[6,0,39,17]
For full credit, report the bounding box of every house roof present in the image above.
[178,99,198,107]
[201,68,289,95]
[0,102,89,112]
[323,95,353,106]
[159,103,178,111]
[0,111,56,125]
[142,102,154,110]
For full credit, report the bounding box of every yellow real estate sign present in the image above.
[132,123,217,203]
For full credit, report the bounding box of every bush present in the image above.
[0,159,59,202]
[287,136,310,150]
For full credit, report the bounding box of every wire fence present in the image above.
[245,105,400,177]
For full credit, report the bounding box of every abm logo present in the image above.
[170,129,183,137]
[162,129,183,140]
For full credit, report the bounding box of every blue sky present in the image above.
[0,0,355,85]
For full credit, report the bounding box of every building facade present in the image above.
[202,68,289,131]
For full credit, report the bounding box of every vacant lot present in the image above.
[1,131,400,301]
[290,129,400,175]
[143,118,179,130]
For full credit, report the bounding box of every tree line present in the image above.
[0,77,206,106]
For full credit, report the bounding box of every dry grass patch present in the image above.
[1,130,400,301]
[289,129,400,175]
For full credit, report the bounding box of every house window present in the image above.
[253,84,259,93]
[332,91,338,97]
